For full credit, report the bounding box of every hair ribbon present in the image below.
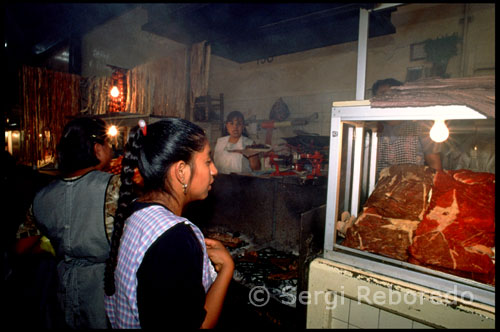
[138,119,147,136]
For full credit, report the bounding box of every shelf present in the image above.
[193,93,224,122]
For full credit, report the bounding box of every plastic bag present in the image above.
[269,97,290,121]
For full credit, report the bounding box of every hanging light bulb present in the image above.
[430,119,449,142]
[110,86,120,98]
[107,125,118,137]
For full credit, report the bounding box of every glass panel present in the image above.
[360,129,372,207]
[333,117,495,288]
[338,124,355,213]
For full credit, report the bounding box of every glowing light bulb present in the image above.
[429,119,449,143]
[108,125,118,137]
[110,86,120,98]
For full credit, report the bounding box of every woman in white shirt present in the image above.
[214,111,261,174]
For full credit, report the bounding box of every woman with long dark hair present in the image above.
[29,117,117,328]
[104,118,233,329]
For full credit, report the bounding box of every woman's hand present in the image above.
[205,238,234,273]
[201,238,235,329]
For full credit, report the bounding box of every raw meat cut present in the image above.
[342,164,435,261]
[364,164,435,220]
[342,209,420,261]
[409,169,495,280]
[408,256,495,285]
[342,165,495,285]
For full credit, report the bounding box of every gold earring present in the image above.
[182,183,188,195]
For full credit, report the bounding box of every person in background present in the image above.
[214,111,261,174]
[18,117,120,329]
[371,78,404,97]
[104,118,234,329]
[371,78,443,178]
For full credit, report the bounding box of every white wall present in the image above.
[208,38,359,143]
[81,7,186,78]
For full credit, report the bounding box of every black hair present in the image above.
[371,78,403,96]
[104,117,207,296]
[57,117,108,175]
[222,110,249,137]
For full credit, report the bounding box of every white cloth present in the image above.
[214,135,254,174]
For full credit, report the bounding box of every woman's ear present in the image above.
[94,142,104,160]
[174,160,187,184]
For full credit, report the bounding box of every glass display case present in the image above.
[322,101,495,306]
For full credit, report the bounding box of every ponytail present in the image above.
[104,126,142,296]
